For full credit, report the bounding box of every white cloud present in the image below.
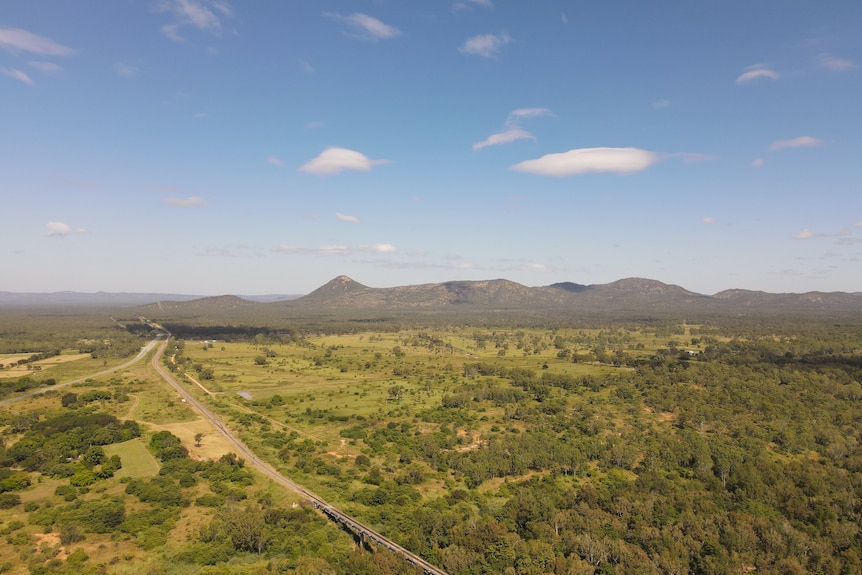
[47,221,87,237]
[652,99,670,110]
[305,120,324,130]
[769,136,823,151]
[369,243,396,253]
[561,12,568,25]
[510,147,660,177]
[752,158,765,168]
[702,217,716,224]
[163,196,207,208]
[736,65,779,84]
[266,156,284,167]
[793,228,819,240]
[336,213,360,223]
[505,107,553,126]
[459,33,511,58]
[157,0,232,41]
[473,128,535,150]
[819,53,854,72]
[0,27,75,56]
[29,61,62,73]
[325,13,401,42]
[854,221,862,228]
[2,67,34,86]
[299,147,389,175]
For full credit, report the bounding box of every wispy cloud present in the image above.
[752,158,765,168]
[29,61,63,73]
[299,147,389,175]
[299,59,315,74]
[47,221,87,237]
[163,196,208,208]
[161,24,183,42]
[474,129,535,151]
[0,27,75,56]
[336,213,360,223]
[736,64,779,84]
[702,217,716,224]
[793,228,820,240]
[453,0,493,12]
[475,108,553,150]
[325,13,402,42]
[273,243,396,256]
[505,107,553,127]
[2,67,34,86]
[202,244,254,258]
[114,62,139,77]
[511,147,661,177]
[652,99,670,110]
[769,136,823,151]
[459,32,511,58]
[266,156,284,167]
[668,152,717,163]
[561,12,569,25]
[818,53,854,72]
[157,0,233,41]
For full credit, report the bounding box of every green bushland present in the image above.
[174,321,862,575]
[1,307,861,574]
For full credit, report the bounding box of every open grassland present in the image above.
[103,439,160,478]
[172,326,665,506]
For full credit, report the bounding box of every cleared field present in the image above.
[103,438,161,478]
[0,352,91,378]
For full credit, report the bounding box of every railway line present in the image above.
[150,337,448,575]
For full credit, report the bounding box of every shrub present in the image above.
[0,493,21,509]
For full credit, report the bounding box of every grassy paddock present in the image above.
[104,438,161,478]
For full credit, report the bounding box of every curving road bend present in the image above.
[0,337,162,408]
[150,338,448,575]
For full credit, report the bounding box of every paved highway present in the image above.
[0,337,162,407]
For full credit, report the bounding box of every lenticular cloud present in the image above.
[510,147,659,177]
[299,147,389,175]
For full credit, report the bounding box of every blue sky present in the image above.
[2,1,860,296]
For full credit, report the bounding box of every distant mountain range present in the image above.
[0,291,299,308]
[2,276,859,319]
[285,276,861,315]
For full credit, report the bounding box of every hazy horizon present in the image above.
[3,2,860,296]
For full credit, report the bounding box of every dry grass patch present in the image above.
[0,353,91,379]
[148,419,234,461]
